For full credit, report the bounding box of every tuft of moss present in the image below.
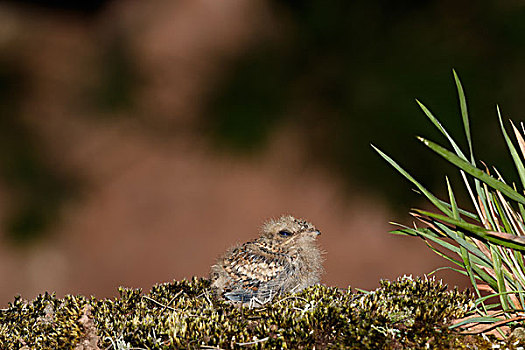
[0,292,88,349]
[0,276,515,349]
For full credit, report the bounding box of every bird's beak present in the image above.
[312,230,321,236]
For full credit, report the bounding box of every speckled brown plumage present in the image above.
[210,215,323,306]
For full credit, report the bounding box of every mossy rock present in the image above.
[0,276,516,349]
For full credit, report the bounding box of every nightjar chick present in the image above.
[210,215,323,306]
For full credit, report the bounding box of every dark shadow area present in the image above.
[0,59,77,243]
[205,0,525,210]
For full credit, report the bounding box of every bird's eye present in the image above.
[278,230,292,237]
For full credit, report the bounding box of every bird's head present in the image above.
[260,215,321,249]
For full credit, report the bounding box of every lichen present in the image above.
[0,276,516,349]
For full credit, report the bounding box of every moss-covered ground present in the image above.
[1,276,522,349]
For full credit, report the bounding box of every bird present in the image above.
[210,215,323,306]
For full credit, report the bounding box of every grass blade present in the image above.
[416,99,466,160]
[497,106,525,189]
[413,209,525,251]
[371,144,453,217]
[449,316,502,329]
[491,245,509,309]
[418,137,525,205]
[453,69,475,165]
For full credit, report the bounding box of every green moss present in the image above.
[0,276,514,349]
[0,293,88,349]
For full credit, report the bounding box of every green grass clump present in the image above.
[0,276,496,349]
[374,70,525,336]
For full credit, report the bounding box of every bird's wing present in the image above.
[221,245,292,304]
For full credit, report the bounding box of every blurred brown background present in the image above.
[1,0,525,306]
